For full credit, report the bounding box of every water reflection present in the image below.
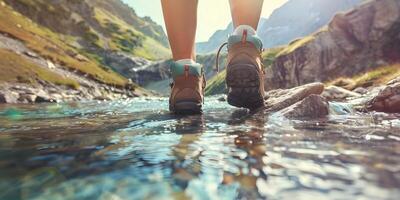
[0,98,399,199]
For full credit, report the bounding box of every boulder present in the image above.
[265,82,324,112]
[366,82,400,113]
[322,86,361,101]
[0,91,19,104]
[18,94,37,103]
[35,95,53,103]
[280,95,330,119]
[353,87,369,95]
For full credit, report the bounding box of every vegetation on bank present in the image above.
[205,70,227,96]
[93,7,170,60]
[329,64,400,89]
[0,2,128,87]
[0,49,80,89]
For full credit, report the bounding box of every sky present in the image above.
[122,0,288,42]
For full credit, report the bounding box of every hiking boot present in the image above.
[217,30,265,110]
[169,62,206,114]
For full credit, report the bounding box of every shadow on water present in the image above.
[0,97,400,199]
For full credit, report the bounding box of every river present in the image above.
[0,97,399,200]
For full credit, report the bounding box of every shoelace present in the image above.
[215,42,228,73]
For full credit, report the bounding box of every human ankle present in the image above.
[232,25,257,36]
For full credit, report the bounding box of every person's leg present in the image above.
[161,0,198,61]
[161,0,205,114]
[229,0,264,30]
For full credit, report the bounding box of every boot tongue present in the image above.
[170,62,203,79]
[228,33,263,50]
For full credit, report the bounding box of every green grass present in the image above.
[0,2,128,87]
[328,64,400,89]
[0,49,80,89]
[262,46,285,67]
[94,7,170,60]
[276,26,329,57]
[277,35,315,56]
[205,70,227,96]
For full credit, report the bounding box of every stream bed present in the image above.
[0,97,400,200]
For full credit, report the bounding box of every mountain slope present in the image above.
[196,0,361,54]
[0,0,164,103]
[3,0,169,60]
[204,0,399,95]
[265,0,400,90]
[258,0,362,48]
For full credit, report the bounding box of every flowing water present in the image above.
[0,97,400,200]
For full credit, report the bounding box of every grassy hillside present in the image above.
[92,6,169,60]
[0,0,171,91]
[329,64,400,89]
[0,1,128,87]
[0,49,80,89]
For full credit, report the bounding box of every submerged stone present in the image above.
[280,94,329,119]
[367,82,400,113]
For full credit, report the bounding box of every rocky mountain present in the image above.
[265,0,400,90]
[258,0,362,48]
[204,0,399,96]
[0,0,167,103]
[196,0,361,54]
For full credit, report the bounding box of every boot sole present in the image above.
[226,64,265,110]
[172,101,202,115]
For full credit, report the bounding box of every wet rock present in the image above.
[218,95,227,102]
[94,96,113,101]
[322,86,361,101]
[265,82,324,112]
[0,91,19,104]
[18,94,37,103]
[387,77,400,85]
[366,82,400,113]
[353,87,369,95]
[35,95,53,103]
[281,94,329,119]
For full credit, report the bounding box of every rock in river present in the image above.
[265,82,325,112]
[0,91,19,104]
[280,94,329,119]
[366,81,400,113]
[322,86,361,101]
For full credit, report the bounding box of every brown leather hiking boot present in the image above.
[169,62,206,114]
[217,30,265,110]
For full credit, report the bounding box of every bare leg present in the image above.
[161,0,198,61]
[229,0,264,30]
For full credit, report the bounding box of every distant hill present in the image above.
[3,0,169,60]
[258,0,362,48]
[196,0,361,54]
[0,0,168,102]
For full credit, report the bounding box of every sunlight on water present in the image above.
[0,97,399,200]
